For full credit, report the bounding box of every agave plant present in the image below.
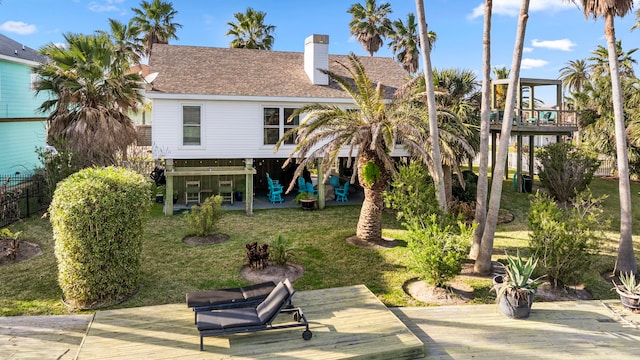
[496,251,541,301]
[614,272,640,297]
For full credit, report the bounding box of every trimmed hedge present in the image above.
[50,166,151,309]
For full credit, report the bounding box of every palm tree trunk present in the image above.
[443,164,452,204]
[604,14,637,275]
[415,0,447,212]
[355,154,389,242]
[471,0,492,260]
[475,0,530,274]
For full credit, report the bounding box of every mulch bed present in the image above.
[182,233,230,246]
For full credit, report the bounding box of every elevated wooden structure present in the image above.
[75,285,424,359]
[490,78,578,192]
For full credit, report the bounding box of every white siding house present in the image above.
[147,35,409,215]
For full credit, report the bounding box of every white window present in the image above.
[182,105,202,146]
[263,107,299,145]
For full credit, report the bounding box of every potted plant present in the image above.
[612,272,640,312]
[295,191,317,210]
[155,185,166,203]
[493,251,541,319]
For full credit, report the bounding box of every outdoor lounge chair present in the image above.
[186,281,277,324]
[195,279,312,351]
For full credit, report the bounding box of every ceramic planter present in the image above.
[493,275,535,319]
[614,286,640,312]
[300,199,316,210]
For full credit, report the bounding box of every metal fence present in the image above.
[0,173,49,228]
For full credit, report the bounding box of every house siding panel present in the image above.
[0,120,46,174]
[0,61,49,119]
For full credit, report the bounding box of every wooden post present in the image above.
[317,158,325,209]
[245,158,254,216]
[165,159,174,215]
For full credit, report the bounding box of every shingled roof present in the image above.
[147,43,410,99]
[0,33,46,63]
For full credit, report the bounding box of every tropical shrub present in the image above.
[384,162,440,229]
[270,234,296,266]
[528,189,609,288]
[49,166,151,309]
[0,228,22,260]
[452,170,478,203]
[536,142,600,202]
[184,195,224,236]
[406,214,473,287]
[36,143,82,201]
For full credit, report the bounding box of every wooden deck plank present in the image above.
[76,285,425,359]
[393,299,640,360]
[0,314,91,360]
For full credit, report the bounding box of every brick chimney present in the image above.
[304,34,329,85]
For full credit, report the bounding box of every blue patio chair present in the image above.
[266,172,280,185]
[305,182,317,196]
[267,175,283,192]
[335,182,349,202]
[268,183,283,203]
[297,176,307,194]
[329,175,340,189]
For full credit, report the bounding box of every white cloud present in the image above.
[469,0,574,19]
[0,21,37,35]
[88,1,121,13]
[523,47,533,53]
[531,39,576,51]
[521,58,549,69]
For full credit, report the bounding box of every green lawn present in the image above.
[1,176,638,316]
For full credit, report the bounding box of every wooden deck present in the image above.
[3,287,640,359]
[76,285,424,359]
[393,300,640,359]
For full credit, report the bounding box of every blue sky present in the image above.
[3,0,640,85]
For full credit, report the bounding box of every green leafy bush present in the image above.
[270,234,296,266]
[49,166,151,309]
[406,215,473,287]
[536,142,600,202]
[384,162,440,229]
[528,189,609,288]
[36,143,82,201]
[184,195,224,236]
[452,170,478,203]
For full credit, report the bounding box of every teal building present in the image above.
[0,33,49,176]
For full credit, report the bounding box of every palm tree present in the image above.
[387,13,437,75]
[415,0,447,211]
[34,33,144,167]
[588,41,637,78]
[570,0,636,275]
[475,0,531,275]
[97,19,145,68]
[275,54,433,244]
[471,0,493,260]
[226,7,276,50]
[412,68,479,203]
[559,59,590,94]
[131,0,182,59]
[348,0,393,56]
[559,58,590,144]
[388,13,420,74]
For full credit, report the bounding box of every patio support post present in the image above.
[529,135,535,179]
[165,159,174,215]
[516,133,523,193]
[317,158,325,209]
[245,158,254,216]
